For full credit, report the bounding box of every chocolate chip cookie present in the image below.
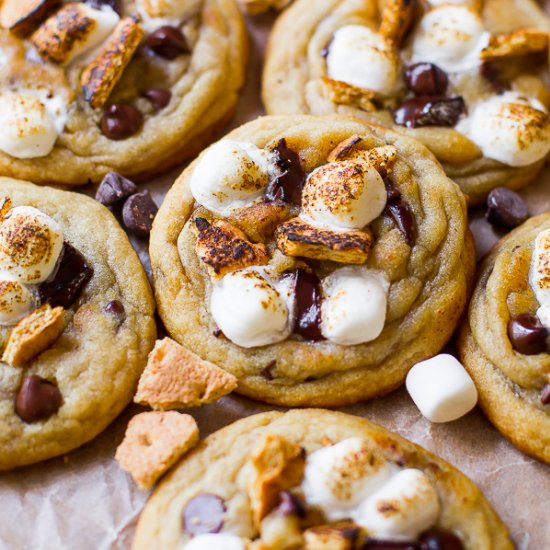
[150,115,475,407]
[0,178,156,469]
[459,213,550,464]
[133,409,514,550]
[0,0,247,185]
[263,0,550,204]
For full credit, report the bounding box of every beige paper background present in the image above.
[1,8,550,550]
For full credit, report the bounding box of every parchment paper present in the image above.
[1,10,549,550]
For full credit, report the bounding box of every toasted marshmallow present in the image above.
[0,279,35,326]
[210,267,293,348]
[411,5,489,73]
[301,160,387,232]
[354,469,440,540]
[529,229,550,329]
[0,206,64,284]
[406,354,478,423]
[326,25,402,95]
[302,438,394,521]
[190,141,277,217]
[183,534,246,550]
[456,93,550,167]
[321,267,389,345]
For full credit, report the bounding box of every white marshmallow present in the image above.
[456,93,550,167]
[302,161,387,232]
[321,267,389,345]
[183,534,246,550]
[0,206,64,284]
[302,438,395,521]
[190,141,277,217]
[326,25,402,95]
[406,354,478,423]
[354,469,440,540]
[0,279,35,326]
[411,5,490,73]
[210,267,293,348]
[529,229,550,330]
[0,92,58,159]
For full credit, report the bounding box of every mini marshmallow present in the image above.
[0,92,58,159]
[456,93,550,167]
[406,354,478,423]
[529,229,550,329]
[183,534,246,550]
[302,437,394,521]
[0,279,35,326]
[301,160,387,232]
[326,25,402,95]
[321,267,389,345]
[354,468,440,540]
[411,5,489,73]
[210,268,292,348]
[0,206,64,284]
[190,141,277,217]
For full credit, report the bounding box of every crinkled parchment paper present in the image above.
[1,10,549,550]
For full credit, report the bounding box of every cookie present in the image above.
[132,409,513,549]
[0,178,156,469]
[458,213,550,464]
[0,0,247,185]
[263,0,550,204]
[150,115,475,407]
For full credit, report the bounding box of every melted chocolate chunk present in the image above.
[420,529,464,550]
[486,187,529,229]
[405,63,448,97]
[266,139,306,205]
[38,243,93,309]
[293,269,324,341]
[394,97,465,128]
[508,314,548,355]
[105,300,126,326]
[385,200,416,245]
[15,375,62,423]
[276,491,306,517]
[100,104,143,140]
[95,172,138,206]
[122,190,158,237]
[260,360,276,380]
[479,62,509,94]
[363,540,419,549]
[384,177,402,204]
[541,383,550,405]
[183,494,225,535]
[146,26,190,59]
[143,88,172,111]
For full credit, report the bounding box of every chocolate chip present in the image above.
[363,540,419,549]
[393,97,465,128]
[95,172,138,206]
[143,88,172,111]
[213,327,223,338]
[276,491,306,517]
[485,187,529,229]
[384,177,402,204]
[100,104,143,140]
[15,375,62,423]
[260,360,276,380]
[183,494,225,535]
[420,529,464,550]
[85,0,120,14]
[480,62,509,94]
[105,300,126,325]
[266,139,306,205]
[293,269,325,342]
[385,200,417,245]
[508,314,548,355]
[38,242,94,309]
[541,383,550,405]
[146,26,189,59]
[122,190,158,237]
[405,63,448,97]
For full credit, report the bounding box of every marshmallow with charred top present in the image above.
[529,229,550,330]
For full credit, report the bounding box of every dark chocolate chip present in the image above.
[479,62,509,94]
[541,383,550,405]
[486,187,529,229]
[276,491,307,517]
[393,97,465,128]
[508,314,548,355]
[15,375,62,423]
[95,172,138,206]
[420,529,464,550]
[38,243,94,309]
[266,139,306,205]
[122,190,158,237]
[142,88,172,111]
[100,104,143,140]
[294,268,325,341]
[363,540,419,549]
[85,0,120,14]
[213,327,223,338]
[146,26,190,59]
[384,177,402,204]
[260,360,276,380]
[405,63,448,97]
[105,300,126,325]
[385,200,417,245]
[183,494,225,535]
